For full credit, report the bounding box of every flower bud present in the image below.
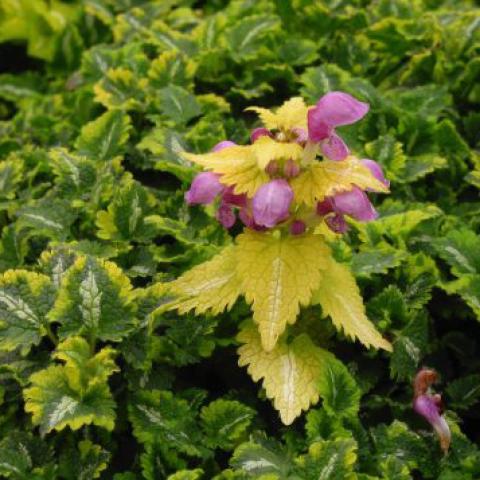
[321,133,349,161]
[265,160,279,177]
[325,213,348,234]
[290,220,306,235]
[216,203,236,228]
[284,159,300,179]
[361,159,390,189]
[252,179,294,228]
[250,128,272,143]
[212,140,236,152]
[185,172,224,205]
[316,198,334,216]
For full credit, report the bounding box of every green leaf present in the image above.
[75,110,131,161]
[402,154,447,182]
[158,86,202,124]
[318,358,361,419]
[96,180,157,242]
[351,245,407,277]
[230,435,291,478]
[443,275,480,318]
[201,399,255,450]
[148,50,196,89]
[167,469,204,480]
[434,228,480,276]
[24,336,119,435]
[364,135,407,182]
[0,431,54,479]
[447,374,480,410]
[0,270,56,354]
[294,438,357,480]
[226,15,280,60]
[129,389,208,458]
[49,255,136,343]
[59,440,110,480]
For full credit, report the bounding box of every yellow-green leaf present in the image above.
[246,97,310,131]
[183,146,268,197]
[237,321,333,425]
[235,231,330,351]
[292,156,389,206]
[311,257,392,351]
[166,246,241,315]
[24,336,119,435]
[251,136,303,169]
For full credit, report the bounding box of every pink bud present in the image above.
[252,179,294,228]
[185,172,224,205]
[265,160,279,177]
[292,128,308,143]
[325,213,348,234]
[212,140,236,152]
[284,159,300,179]
[250,128,272,143]
[290,220,306,235]
[216,203,236,228]
[331,188,378,222]
[222,186,247,208]
[361,159,390,189]
[317,198,335,216]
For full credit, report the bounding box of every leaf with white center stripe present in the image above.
[96,180,157,242]
[129,389,208,458]
[0,270,56,354]
[49,255,136,342]
[237,321,336,425]
[311,257,392,352]
[235,231,330,351]
[23,336,118,435]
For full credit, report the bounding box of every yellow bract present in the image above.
[183,146,267,196]
[292,156,390,206]
[235,231,330,351]
[246,97,310,131]
[167,246,241,316]
[251,135,303,169]
[311,257,392,351]
[238,321,332,425]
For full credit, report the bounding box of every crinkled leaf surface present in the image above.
[49,255,136,342]
[24,337,118,435]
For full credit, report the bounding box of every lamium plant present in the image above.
[165,92,393,424]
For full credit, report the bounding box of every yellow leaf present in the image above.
[183,146,268,197]
[247,97,310,131]
[312,257,392,351]
[167,246,242,315]
[235,231,330,351]
[251,136,303,169]
[292,156,389,206]
[238,321,332,425]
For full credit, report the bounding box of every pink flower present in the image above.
[317,188,377,223]
[185,172,224,205]
[361,159,390,189]
[216,202,236,228]
[284,159,300,179]
[308,91,369,161]
[413,368,451,454]
[325,213,348,234]
[252,179,294,228]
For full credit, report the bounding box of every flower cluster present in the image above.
[413,368,451,453]
[185,92,389,234]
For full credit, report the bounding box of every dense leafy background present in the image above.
[0,0,479,478]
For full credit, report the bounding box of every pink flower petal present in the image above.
[321,133,350,161]
[216,203,236,228]
[284,159,300,178]
[212,140,236,152]
[313,91,369,127]
[361,159,390,189]
[185,172,224,205]
[332,188,378,222]
[325,213,348,233]
[252,179,294,228]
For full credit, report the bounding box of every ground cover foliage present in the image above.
[0,0,479,478]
